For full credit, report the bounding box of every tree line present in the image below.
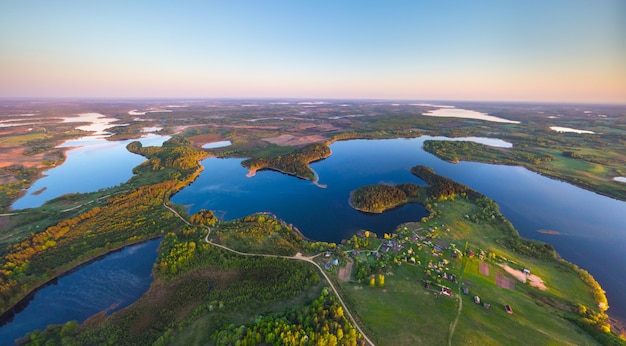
[350,183,419,213]
[21,230,321,345]
[422,140,554,166]
[0,137,208,315]
[242,143,331,181]
[410,166,482,200]
[213,288,364,346]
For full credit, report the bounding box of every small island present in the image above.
[350,183,419,213]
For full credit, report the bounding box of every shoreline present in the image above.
[243,147,333,188]
[0,236,163,323]
[4,131,626,338]
[424,151,626,202]
[348,189,414,214]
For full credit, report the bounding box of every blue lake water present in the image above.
[0,239,161,344]
[11,134,169,210]
[173,137,626,320]
[3,135,625,341]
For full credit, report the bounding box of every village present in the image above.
[315,220,544,317]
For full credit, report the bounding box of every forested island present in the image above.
[13,165,623,345]
[1,100,625,344]
[350,183,419,213]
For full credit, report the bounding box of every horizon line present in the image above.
[1,96,625,106]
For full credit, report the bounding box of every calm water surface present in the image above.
[11,134,169,210]
[0,239,161,344]
[173,137,626,320]
[4,136,625,340]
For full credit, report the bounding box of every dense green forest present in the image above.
[213,288,363,345]
[423,140,554,165]
[350,183,419,213]
[209,214,305,256]
[0,137,208,315]
[242,143,331,181]
[410,166,481,201]
[20,223,321,345]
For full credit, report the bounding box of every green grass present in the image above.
[340,264,455,345]
[0,132,49,145]
[427,198,597,309]
[454,259,598,345]
[172,281,325,345]
[337,195,607,345]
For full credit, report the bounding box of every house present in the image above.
[433,239,449,249]
[441,287,452,296]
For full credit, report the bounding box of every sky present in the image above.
[1,0,625,103]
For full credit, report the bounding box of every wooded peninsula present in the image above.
[1,100,625,345]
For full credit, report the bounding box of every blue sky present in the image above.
[1,0,624,102]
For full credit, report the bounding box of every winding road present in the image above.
[163,202,375,346]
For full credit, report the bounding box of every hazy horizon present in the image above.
[1,1,625,104]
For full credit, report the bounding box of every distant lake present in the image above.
[11,134,169,210]
[0,239,161,344]
[5,135,626,340]
[202,140,232,149]
[173,137,626,321]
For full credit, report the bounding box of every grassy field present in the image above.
[340,264,456,344]
[336,191,613,345]
[0,132,50,146]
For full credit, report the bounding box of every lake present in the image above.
[11,134,169,210]
[0,239,161,344]
[173,137,626,321]
[4,135,625,340]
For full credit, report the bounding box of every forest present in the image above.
[410,166,481,201]
[213,288,364,345]
[210,214,305,256]
[242,143,331,181]
[20,223,321,345]
[350,184,419,213]
[0,137,208,315]
[423,140,554,166]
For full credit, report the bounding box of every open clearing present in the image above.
[262,134,326,147]
[503,264,547,291]
[337,258,353,282]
